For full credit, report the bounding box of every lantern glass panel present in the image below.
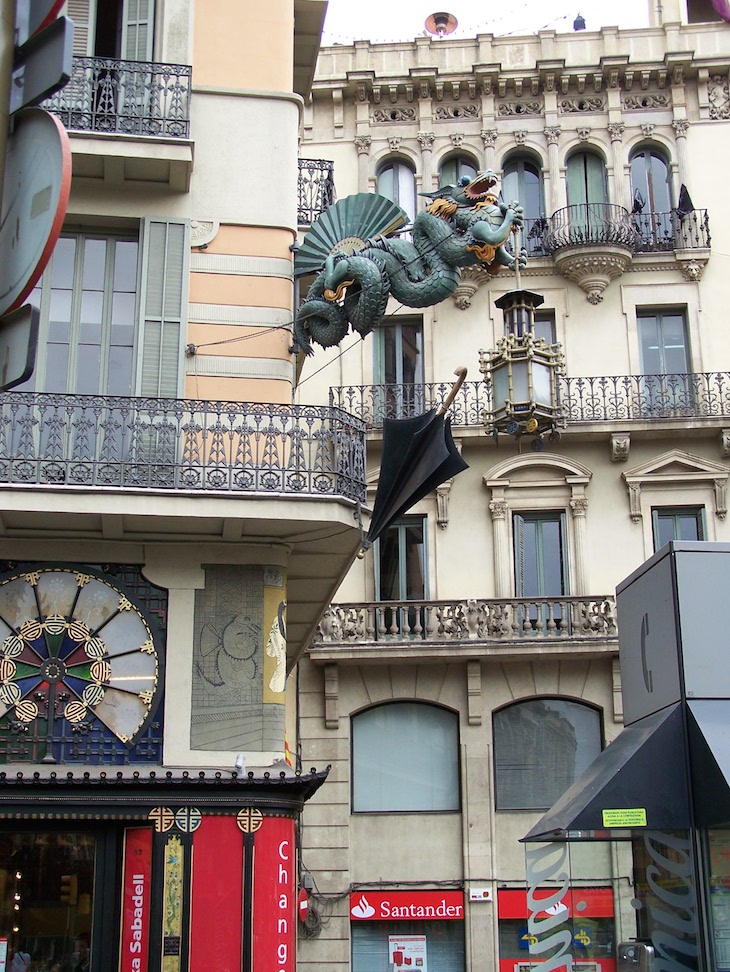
[512,360,530,402]
[492,362,510,407]
[532,361,552,405]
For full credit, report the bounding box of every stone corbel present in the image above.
[467,660,482,726]
[721,430,730,457]
[452,265,487,309]
[436,480,453,528]
[627,482,642,523]
[675,253,709,282]
[715,478,727,520]
[611,432,630,462]
[324,662,339,730]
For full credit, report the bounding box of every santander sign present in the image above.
[350,890,464,921]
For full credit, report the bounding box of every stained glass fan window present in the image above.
[0,565,164,764]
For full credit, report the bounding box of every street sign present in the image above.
[10,14,73,113]
[0,304,39,390]
[14,0,66,46]
[0,107,71,318]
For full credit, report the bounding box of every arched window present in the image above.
[352,702,460,811]
[493,697,602,810]
[630,146,674,250]
[439,155,478,187]
[377,159,417,225]
[502,155,546,256]
[566,150,608,207]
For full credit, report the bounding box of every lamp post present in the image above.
[480,289,565,450]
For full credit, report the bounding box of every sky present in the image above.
[321,0,651,45]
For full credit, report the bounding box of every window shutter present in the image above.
[586,151,608,204]
[121,0,154,61]
[136,217,189,398]
[65,0,94,55]
[513,513,525,596]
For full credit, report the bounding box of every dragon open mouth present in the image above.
[463,172,498,200]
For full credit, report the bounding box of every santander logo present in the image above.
[351,895,376,919]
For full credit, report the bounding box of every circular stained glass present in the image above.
[0,565,161,747]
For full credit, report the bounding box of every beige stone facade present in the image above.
[294,3,730,970]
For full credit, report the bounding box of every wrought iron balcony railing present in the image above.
[298,159,336,225]
[545,203,639,252]
[41,57,192,138]
[314,595,617,645]
[560,373,730,422]
[505,216,551,258]
[0,393,366,502]
[632,209,711,252]
[331,373,730,428]
[330,381,491,427]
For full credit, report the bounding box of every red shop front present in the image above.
[497,887,616,972]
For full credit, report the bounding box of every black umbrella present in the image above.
[363,368,470,549]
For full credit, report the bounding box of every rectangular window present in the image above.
[375,517,427,639]
[534,310,556,345]
[374,319,424,419]
[514,511,568,632]
[638,308,693,413]
[23,219,188,399]
[652,506,705,551]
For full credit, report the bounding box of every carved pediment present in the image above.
[622,449,730,521]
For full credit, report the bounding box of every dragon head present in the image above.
[421,169,500,211]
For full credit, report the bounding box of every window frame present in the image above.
[374,515,428,603]
[652,505,706,551]
[351,700,461,813]
[439,154,479,188]
[492,696,603,811]
[376,158,417,225]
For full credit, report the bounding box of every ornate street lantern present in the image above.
[480,289,565,450]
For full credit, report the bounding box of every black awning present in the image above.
[522,702,690,842]
[688,699,730,827]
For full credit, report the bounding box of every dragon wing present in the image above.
[294,193,409,277]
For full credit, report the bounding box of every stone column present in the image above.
[354,135,372,193]
[544,126,562,213]
[417,131,435,194]
[607,122,627,210]
[570,497,589,595]
[672,119,690,189]
[480,128,498,174]
[489,499,511,597]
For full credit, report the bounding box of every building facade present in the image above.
[0,2,363,970]
[294,1,730,970]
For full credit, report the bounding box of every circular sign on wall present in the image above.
[0,107,71,318]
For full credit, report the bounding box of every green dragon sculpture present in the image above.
[294,170,526,356]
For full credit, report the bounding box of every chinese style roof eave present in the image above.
[0,766,331,820]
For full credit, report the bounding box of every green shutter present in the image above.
[136,217,189,398]
[586,152,608,204]
[66,0,94,55]
[122,0,154,61]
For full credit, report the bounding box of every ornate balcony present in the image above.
[43,57,192,137]
[633,209,711,253]
[310,595,617,661]
[41,57,193,190]
[0,392,366,502]
[332,374,730,430]
[545,203,638,303]
[298,159,336,225]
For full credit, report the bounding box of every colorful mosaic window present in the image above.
[0,563,166,764]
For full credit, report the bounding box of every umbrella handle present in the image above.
[437,366,467,415]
